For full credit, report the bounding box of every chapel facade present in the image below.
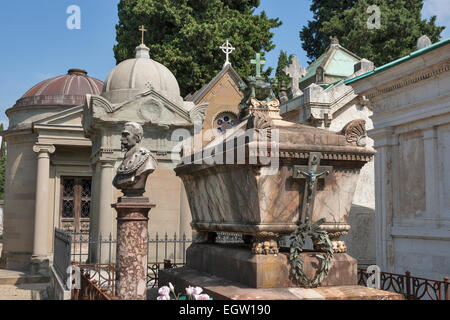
[0,69,103,271]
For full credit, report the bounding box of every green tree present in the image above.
[300,0,445,66]
[300,0,357,63]
[114,0,281,96]
[0,123,6,200]
[274,50,293,95]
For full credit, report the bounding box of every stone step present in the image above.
[0,283,50,300]
[0,269,50,285]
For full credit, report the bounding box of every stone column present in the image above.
[31,144,55,274]
[89,159,115,263]
[370,127,396,272]
[112,197,155,300]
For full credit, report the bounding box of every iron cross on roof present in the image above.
[139,25,147,45]
[251,53,266,78]
[293,152,333,224]
[220,40,235,68]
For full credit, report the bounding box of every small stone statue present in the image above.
[113,122,158,197]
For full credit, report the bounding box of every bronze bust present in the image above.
[113,122,158,197]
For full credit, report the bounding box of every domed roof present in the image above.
[14,69,103,108]
[102,45,182,105]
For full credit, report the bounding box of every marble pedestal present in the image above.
[185,244,357,288]
[112,197,155,300]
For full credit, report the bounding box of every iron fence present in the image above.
[69,232,192,266]
[358,268,450,300]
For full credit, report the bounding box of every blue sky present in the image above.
[0,0,449,126]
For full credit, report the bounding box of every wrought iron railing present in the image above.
[70,259,177,300]
[358,268,449,300]
[69,232,192,266]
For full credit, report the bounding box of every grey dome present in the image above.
[102,44,182,105]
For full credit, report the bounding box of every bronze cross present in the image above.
[293,152,333,224]
[250,53,266,78]
[139,25,147,45]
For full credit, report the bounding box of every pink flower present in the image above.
[192,287,203,295]
[195,294,211,300]
[157,295,170,300]
[185,286,194,296]
[158,286,170,297]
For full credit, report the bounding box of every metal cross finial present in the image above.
[139,25,147,45]
[250,53,266,78]
[220,40,235,68]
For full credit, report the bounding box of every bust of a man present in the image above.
[113,122,158,197]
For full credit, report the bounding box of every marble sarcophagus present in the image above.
[175,108,375,253]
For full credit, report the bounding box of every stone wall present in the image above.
[350,40,450,279]
[1,134,37,271]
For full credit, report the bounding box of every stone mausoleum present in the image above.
[0,41,210,270]
[347,37,450,280]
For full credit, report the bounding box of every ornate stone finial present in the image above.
[139,25,147,45]
[330,36,339,46]
[283,55,306,98]
[417,35,432,50]
[113,122,158,197]
[250,53,266,78]
[135,44,150,59]
[220,40,236,68]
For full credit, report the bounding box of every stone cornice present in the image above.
[364,61,450,100]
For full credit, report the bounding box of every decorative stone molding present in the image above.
[246,110,274,139]
[365,61,450,100]
[87,94,114,113]
[341,119,367,147]
[252,232,280,255]
[189,103,208,124]
[33,144,56,154]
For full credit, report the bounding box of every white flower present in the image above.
[192,286,203,295]
[185,286,194,296]
[158,286,170,297]
[195,294,211,300]
[169,282,175,292]
[157,294,170,300]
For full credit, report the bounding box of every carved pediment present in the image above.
[85,90,194,129]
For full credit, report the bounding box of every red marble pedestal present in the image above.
[112,197,155,300]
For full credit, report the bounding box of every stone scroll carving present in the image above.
[341,119,367,147]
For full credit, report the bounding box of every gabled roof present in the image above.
[299,44,361,87]
[186,64,243,104]
[345,37,450,85]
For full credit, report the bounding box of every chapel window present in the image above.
[60,177,92,236]
[214,112,238,134]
